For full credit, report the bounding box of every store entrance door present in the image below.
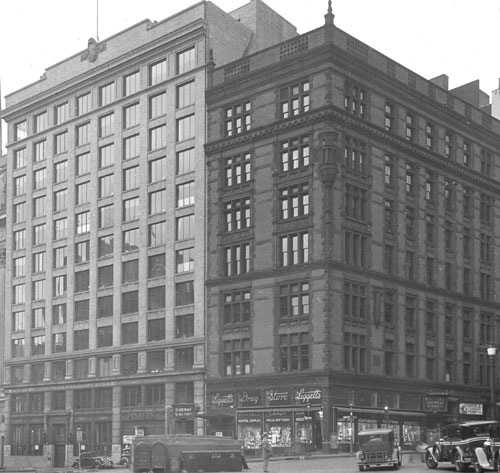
[52,424,66,467]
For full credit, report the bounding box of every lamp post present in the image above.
[487,345,497,419]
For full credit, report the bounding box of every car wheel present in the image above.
[358,466,365,472]
[475,461,485,473]
[121,459,130,468]
[72,462,80,469]
[94,461,102,469]
[455,461,467,472]
[425,451,438,469]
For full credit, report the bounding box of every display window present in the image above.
[403,421,421,446]
[381,420,400,443]
[337,417,354,444]
[237,412,263,450]
[358,418,378,432]
[264,410,292,447]
[294,413,312,443]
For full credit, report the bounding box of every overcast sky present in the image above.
[1,0,500,150]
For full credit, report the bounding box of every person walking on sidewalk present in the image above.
[262,432,272,473]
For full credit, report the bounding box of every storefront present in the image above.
[207,384,324,457]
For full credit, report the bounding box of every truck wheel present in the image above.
[425,451,438,469]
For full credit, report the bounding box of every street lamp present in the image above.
[487,345,497,419]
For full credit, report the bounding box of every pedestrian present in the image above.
[262,432,272,473]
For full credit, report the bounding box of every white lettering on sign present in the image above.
[240,391,259,404]
[267,390,289,402]
[295,388,322,403]
[212,393,234,407]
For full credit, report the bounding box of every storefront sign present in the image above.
[266,389,290,406]
[295,387,322,404]
[173,406,195,417]
[125,412,155,421]
[423,395,448,412]
[266,410,291,423]
[211,392,234,408]
[239,390,262,407]
[459,403,483,415]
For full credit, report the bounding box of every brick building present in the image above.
[0,1,296,468]
[205,3,500,456]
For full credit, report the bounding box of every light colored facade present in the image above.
[0,1,296,468]
[205,6,500,457]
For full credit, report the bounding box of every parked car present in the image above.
[119,446,131,468]
[356,428,402,471]
[72,452,114,469]
[473,422,500,472]
[425,420,497,471]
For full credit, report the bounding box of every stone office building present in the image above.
[0,1,296,468]
[204,3,500,456]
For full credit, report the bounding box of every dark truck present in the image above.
[356,428,402,471]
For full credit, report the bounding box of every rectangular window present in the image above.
[52,303,67,325]
[54,246,68,269]
[344,332,366,373]
[76,152,90,176]
[281,81,310,119]
[223,290,251,325]
[123,228,139,253]
[97,326,113,348]
[98,265,113,288]
[14,202,26,223]
[34,140,46,162]
[99,113,114,138]
[53,218,67,240]
[34,111,48,133]
[344,137,366,174]
[279,184,308,220]
[225,152,251,187]
[55,102,69,124]
[175,347,194,370]
[123,103,139,129]
[224,242,251,276]
[148,318,166,342]
[99,174,114,198]
[149,221,167,246]
[98,204,114,228]
[54,160,68,183]
[32,280,45,300]
[75,270,90,292]
[13,256,26,277]
[176,248,194,273]
[177,114,195,142]
[13,311,25,331]
[148,253,166,278]
[149,91,167,119]
[405,113,414,141]
[99,143,115,168]
[14,148,26,169]
[149,189,166,214]
[33,195,46,218]
[224,339,251,375]
[176,214,194,240]
[12,339,25,358]
[122,260,139,284]
[176,314,194,339]
[384,102,394,131]
[14,229,26,250]
[98,234,114,258]
[177,148,195,175]
[74,299,89,321]
[176,46,195,74]
[122,322,138,344]
[147,354,165,375]
[148,286,166,310]
[343,281,367,321]
[76,122,90,146]
[31,335,45,356]
[76,181,90,205]
[123,135,140,160]
[54,188,68,212]
[33,168,46,190]
[149,124,166,151]
[150,59,167,85]
[32,307,45,328]
[279,333,309,372]
[99,82,115,106]
[123,166,139,190]
[122,291,139,314]
[14,120,27,141]
[97,295,113,318]
[225,102,251,136]
[53,275,67,297]
[124,71,140,96]
[176,181,195,208]
[76,211,90,234]
[74,329,89,350]
[75,240,90,264]
[14,175,26,196]
[175,281,194,306]
[177,80,195,108]
[54,131,68,154]
[279,232,309,266]
[345,184,367,221]
[343,83,365,117]
[77,92,91,115]
[149,156,167,182]
[123,197,139,221]
[98,357,112,378]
